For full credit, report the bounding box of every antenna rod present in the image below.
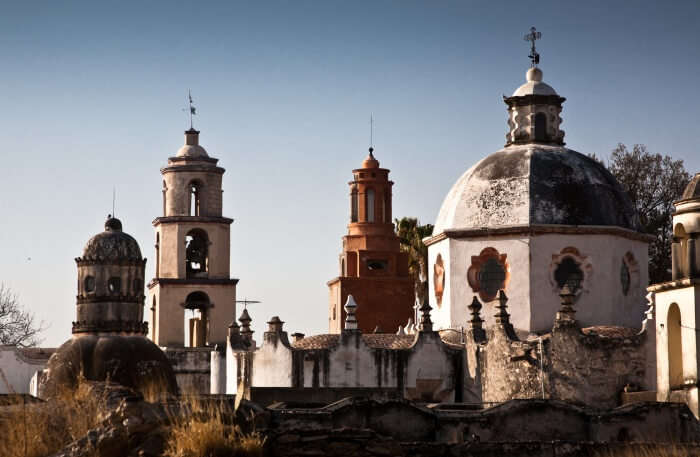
[370,114,374,148]
[112,186,115,217]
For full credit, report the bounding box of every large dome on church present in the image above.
[433,144,641,234]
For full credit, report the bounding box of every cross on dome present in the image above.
[524,26,541,67]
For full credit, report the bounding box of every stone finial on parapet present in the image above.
[419,302,433,332]
[555,284,577,324]
[267,316,284,333]
[239,308,254,341]
[468,295,486,343]
[291,332,305,343]
[228,320,249,351]
[468,296,484,330]
[397,325,406,336]
[405,317,415,335]
[344,295,359,331]
[494,290,517,340]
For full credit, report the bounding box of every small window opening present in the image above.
[84,276,95,293]
[554,257,584,292]
[668,303,683,389]
[189,182,201,216]
[133,278,142,294]
[534,112,547,142]
[108,277,121,294]
[620,261,631,296]
[367,259,387,271]
[477,258,506,300]
[185,229,209,278]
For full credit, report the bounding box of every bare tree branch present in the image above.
[0,284,46,347]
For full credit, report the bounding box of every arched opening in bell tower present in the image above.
[184,291,211,347]
[667,303,684,389]
[185,229,209,279]
[351,187,358,222]
[366,189,375,222]
[534,112,547,142]
[189,181,203,216]
[673,223,689,279]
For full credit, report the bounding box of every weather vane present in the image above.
[186,89,197,129]
[236,298,261,310]
[370,114,374,149]
[523,26,541,67]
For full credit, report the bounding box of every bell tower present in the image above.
[148,128,238,347]
[327,147,414,333]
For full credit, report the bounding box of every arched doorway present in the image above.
[534,112,547,142]
[668,303,684,389]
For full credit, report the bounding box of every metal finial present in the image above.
[186,89,197,129]
[523,26,541,67]
[344,295,359,331]
[370,114,374,149]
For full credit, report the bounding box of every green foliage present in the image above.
[395,217,434,305]
[601,144,690,284]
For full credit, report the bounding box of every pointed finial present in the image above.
[185,89,197,130]
[239,308,253,340]
[523,27,541,67]
[419,302,433,332]
[397,325,406,336]
[344,295,359,331]
[267,316,284,333]
[468,296,484,330]
[494,290,510,324]
[370,113,374,149]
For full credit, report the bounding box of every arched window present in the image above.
[350,187,358,222]
[162,180,167,215]
[341,257,346,276]
[673,223,689,279]
[668,303,684,389]
[185,229,209,278]
[366,189,375,222]
[384,192,390,222]
[189,181,202,216]
[534,112,547,142]
[378,191,385,222]
[155,233,160,277]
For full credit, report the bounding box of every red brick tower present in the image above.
[327,148,414,333]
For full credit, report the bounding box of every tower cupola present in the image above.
[672,173,700,280]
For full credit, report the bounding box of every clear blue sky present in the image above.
[1,1,698,347]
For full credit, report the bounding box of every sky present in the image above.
[1,1,699,347]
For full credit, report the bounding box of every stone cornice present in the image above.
[76,295,144,304]
[503,93,566,107]
[152,216,234,226]
[326,276,412,286]
[647,277,700,292]
[423,224,654,246]
[161,163,224,175]
[148,277,239,288]
[72,320,148,335]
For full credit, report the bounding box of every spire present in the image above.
[344,295,359,331]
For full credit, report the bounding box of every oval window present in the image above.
[554,257,583,292]
[477,258,506,300]
[84,276,95,293]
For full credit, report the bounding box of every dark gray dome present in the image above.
[45,335,178,397]
[81,217,142,262]
[680,173,700,201]
[434,144,641,232]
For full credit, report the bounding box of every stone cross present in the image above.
[523,26,541,67]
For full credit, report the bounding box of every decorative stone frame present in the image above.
[549,247,593,295]
[621,251,640,296]
[467,247,510,302]
[433,254,445,307]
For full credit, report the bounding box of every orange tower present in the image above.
[327,147,414,333]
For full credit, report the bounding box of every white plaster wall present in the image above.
[225,344,240,395]
[655,285,700,402]
[326,334,396,388]
[445,236,531,332]
[404,333,455,399]
[428,239,452,331]
[250,337,294,387]
[0,346,48,394]
[529,234,649,332]
[210,350,226,394]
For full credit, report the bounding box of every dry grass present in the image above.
[593,444,700,457]
[164,395,265,457]
[0,379,107,457]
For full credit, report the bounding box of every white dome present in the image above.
[176,144,209,158]
[512,67,558,96]
[433,144,640,234]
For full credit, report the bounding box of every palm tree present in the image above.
[395,217,434,305]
